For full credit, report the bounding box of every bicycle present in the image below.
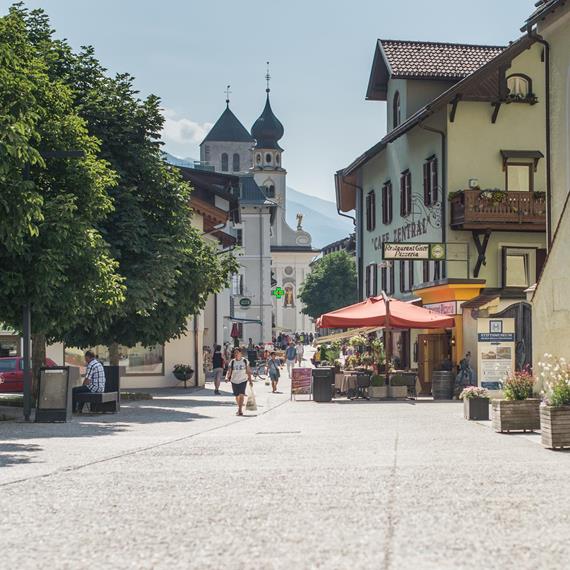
[252,360,268,381]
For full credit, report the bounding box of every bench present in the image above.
[76,365,121,413]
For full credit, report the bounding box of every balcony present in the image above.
[450,189,546,232]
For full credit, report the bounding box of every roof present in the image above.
[251,93,284,150]
[239,175,268,204]
[523,0,567,29]
[201,104,255,144]
[367,39,505,100]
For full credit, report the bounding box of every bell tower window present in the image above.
[276,154,280,165]
[256,153,262,165]
[265,153,272,164]
[232,153,240,172]
[221,153,229,172]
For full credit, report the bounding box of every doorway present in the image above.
[417,334,451,395]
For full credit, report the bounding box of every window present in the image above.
[381,263,394,295]
[276,154,280,165]
[236,229,243,246]
[256,153,262,165]
[422,260,430,283]
[507,74,531,97]
[232,153,240,172]
[366,190,376,231]
[399,260,415,292]
[265,185,275,198]
[265,153,272,164]
[232,274,244,296]
[365,264,378,297]
[221,153,229,172]
[506,162,533,192]
[408,260,415,290]
[433,260,441,281]
[393,91,401,128]
[423,157,438,206]
[400,170,412,216]
[382,181,393,224]
[421,260,441,283]
[502,248,532,288]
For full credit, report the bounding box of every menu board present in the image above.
[291,367,312,398]
[477,318,515,389]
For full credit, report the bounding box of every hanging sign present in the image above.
[291,367,312,398]
[477,318,515,389]
[382,242,446,260]
[239,298,252,308]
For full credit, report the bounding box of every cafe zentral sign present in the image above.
[382,242,447,261]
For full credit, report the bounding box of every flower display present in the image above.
[459,386,488,400]
[503,368,535,401]
[538,354,570,407]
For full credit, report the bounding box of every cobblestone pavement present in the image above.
[2,362,570,570]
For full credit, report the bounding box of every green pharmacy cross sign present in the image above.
[272,287,285,300]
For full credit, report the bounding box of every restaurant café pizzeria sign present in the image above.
[382,242,446,261]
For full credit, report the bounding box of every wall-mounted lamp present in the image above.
[451,338,456,347]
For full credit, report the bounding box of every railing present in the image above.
[450,190,546,231]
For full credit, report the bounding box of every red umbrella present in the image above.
[319,295,455,329]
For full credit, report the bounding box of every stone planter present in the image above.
[464,397,490,421]
[388,385,408,399]
[492,399,540,432]
[369,386,388,399]
[541,406,570,449]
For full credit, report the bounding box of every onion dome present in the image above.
[251,93,284,150]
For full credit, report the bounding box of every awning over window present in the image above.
[500,150,544,171]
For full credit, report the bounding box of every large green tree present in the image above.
[298,251,358,319]
[16,6,237,359]
[0,7,125,386]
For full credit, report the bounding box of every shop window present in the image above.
[423,156,438,206]
[400,170,412,216]
[382,181,393,225]
[366,190,376,231]
[506,162,533,192]
[232,153,240,172]
[393,91,401,128]
[65,344,164,376]
[221,153,229,172]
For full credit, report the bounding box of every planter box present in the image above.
[464,397,490,421]
[541,406,570,449]
[369,386,388,399]
[388,385,408,399]
[492,399,540,432]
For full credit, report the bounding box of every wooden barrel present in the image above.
[432,371,455,400]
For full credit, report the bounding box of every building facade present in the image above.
[336,36,547,392]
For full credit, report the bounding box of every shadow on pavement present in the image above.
[0,442,42,468]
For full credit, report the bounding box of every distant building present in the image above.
[321,234,356,257]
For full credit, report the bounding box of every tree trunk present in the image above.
[109,342,120,366]
[31,332,46,402]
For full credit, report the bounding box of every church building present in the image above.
[200,81,318,343]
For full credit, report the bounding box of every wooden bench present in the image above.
[76,365,121,413]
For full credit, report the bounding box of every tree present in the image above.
[0,6,125,390]
[298,251,358,319]
[16,7,237,358]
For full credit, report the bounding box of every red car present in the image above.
[0,357,58,393]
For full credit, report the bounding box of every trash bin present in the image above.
[35,366,79,422]
[312,367,334,402]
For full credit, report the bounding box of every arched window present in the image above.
[265,153,272,164]
[221,153,229,172]
[276,154,280,165]
[232,153,240,172]
[265,185,275,198]
[256,153,262,165]
[507,74,531,97]
[393,91,401,128]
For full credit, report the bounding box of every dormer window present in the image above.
[393,91,401,128]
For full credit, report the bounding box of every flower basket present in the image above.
[173,364,194,388]
[540,406,570,449]
[492,399,540,432]
[464,398,490,420]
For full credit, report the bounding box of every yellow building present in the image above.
[525,1,570,366]
[336,35,547,391]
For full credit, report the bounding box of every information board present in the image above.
[291,367,312,399]
[477,318,515,389]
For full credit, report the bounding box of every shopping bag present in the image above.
[246,383,257,411]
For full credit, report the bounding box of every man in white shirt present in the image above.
[72,350,106,413]
[225,347,252,416]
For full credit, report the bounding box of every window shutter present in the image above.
[431,158,438,204]
[371,191,376,231]
[381,266,387,292]
[400,175,406,216]
[408,261,414,290]
[399,261,406,292]
[389,264,395,294]
[388,182,393,223]
[381,185,386,224]
[373,264,378,296]
[423,162,430,206]
[406,172,412,216]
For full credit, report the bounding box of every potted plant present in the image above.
[538,354,570,449]
[173,364,194,389]
[460,386,490,420]
[492,369,540,432]
[369,374,388,399]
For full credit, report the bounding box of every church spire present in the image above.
[225,84,232,107]
[251,64,284,151]
[265,62,271,94]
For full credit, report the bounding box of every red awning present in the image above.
[318,296,455,330]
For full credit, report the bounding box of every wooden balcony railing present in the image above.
[450,190,546,232]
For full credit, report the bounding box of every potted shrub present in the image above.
[369,374,388,399]
[492,369,540,432]
[173,364,194,389]
[538,354,570,450]
[460,386,490,420]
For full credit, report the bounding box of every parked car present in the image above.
[0,357,58,393]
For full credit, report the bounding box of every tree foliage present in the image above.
[298,251,357,319]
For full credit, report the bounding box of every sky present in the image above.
[3,0,537,202]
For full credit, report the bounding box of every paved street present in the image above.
[2,366,570,570]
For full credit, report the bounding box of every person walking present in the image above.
[225,347,252,416]
[295,341,304,366]
[285,342,297,377]
[268,352,280,393]
[72,350,106,413]
[211,344,225,395]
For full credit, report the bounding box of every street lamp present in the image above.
[22,150,83,421]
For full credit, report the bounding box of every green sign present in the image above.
[272,287,285,299]
[239,298,252,307]
[383,242,446,261]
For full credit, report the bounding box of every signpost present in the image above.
[239,298,252,308]
[291,367,312,400]
[477,318,515,389]
[382,242,446,261]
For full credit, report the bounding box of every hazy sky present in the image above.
[4,0,535,202]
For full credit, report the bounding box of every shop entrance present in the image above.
[418,334,451,395]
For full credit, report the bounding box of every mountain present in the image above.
[286,186,354,249]
[163,152,196,168]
